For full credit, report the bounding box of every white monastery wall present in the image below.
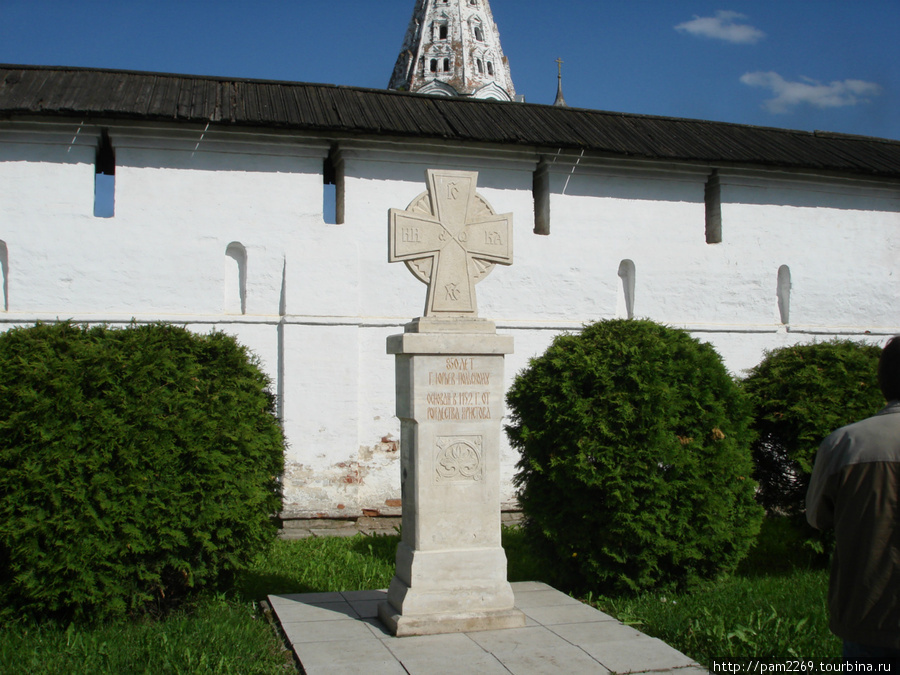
[1,121,898,519]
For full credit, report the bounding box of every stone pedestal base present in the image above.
[381,322,522,636]
[378,603,526,637]
[377,541,526,636]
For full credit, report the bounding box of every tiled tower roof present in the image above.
[388,0,516,102]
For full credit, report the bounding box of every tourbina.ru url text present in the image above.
[710,660,892,673]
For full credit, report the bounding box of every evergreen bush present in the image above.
[0,322,285,622]
[506,319,762,594]
[742,340,882,516]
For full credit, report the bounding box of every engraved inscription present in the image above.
[428,371,491,386]
[435,436,484,483]
[425,357,493,421]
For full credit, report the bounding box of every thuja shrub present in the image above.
[743,340,882,516]
[0,322,284,622]
[507,319,762,594]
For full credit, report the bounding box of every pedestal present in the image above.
[378,319,526,636]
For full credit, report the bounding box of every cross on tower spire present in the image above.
[554,57,567,107]
[389,0,517,102]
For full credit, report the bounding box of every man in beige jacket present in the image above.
[807,337,900,664]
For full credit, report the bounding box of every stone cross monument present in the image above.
[389,169,512,317]
[379,169,526,636]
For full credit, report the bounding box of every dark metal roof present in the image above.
[2,64,900,178]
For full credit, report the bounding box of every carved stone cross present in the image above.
[389,170,513,316]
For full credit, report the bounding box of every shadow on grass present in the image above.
[501,515,828,594]
[343,527,557,588]
[233,569,317,602]
[343,526,558,586]
[502,526,558,586]
[737,516,830,577]
[349,532,399,564]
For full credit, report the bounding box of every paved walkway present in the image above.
[268,581,705,674]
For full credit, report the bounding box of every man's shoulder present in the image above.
[835,402,900,434]
[820,403,900,467]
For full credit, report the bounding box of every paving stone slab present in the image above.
[466,625,575,653]
[497,646,614,675]
[512,587,587,608]
[342,589,388,602]
[361,616,394,638]
[268,591,340,605]
[345,598,382,619]
[509,580,557,592]
[382,633,510,675]
[267,597,359,623]
[521,600,615,626]
[268,583,702,675]
[280,617,376,645]
[292,638,407,675]
[586,636,700,673]
[549,618,646,645]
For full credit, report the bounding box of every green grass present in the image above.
[0,535,402,675]
[0,518,836,673]
[0,595,292,675]
[589,517,840,664]
[593,569,836,663]
[236,533,398,598]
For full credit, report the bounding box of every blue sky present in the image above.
[1,1,897,140]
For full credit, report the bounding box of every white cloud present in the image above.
[675,10,765,44]
[740,71,883,113]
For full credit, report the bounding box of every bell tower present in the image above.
[389,0,517,102]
